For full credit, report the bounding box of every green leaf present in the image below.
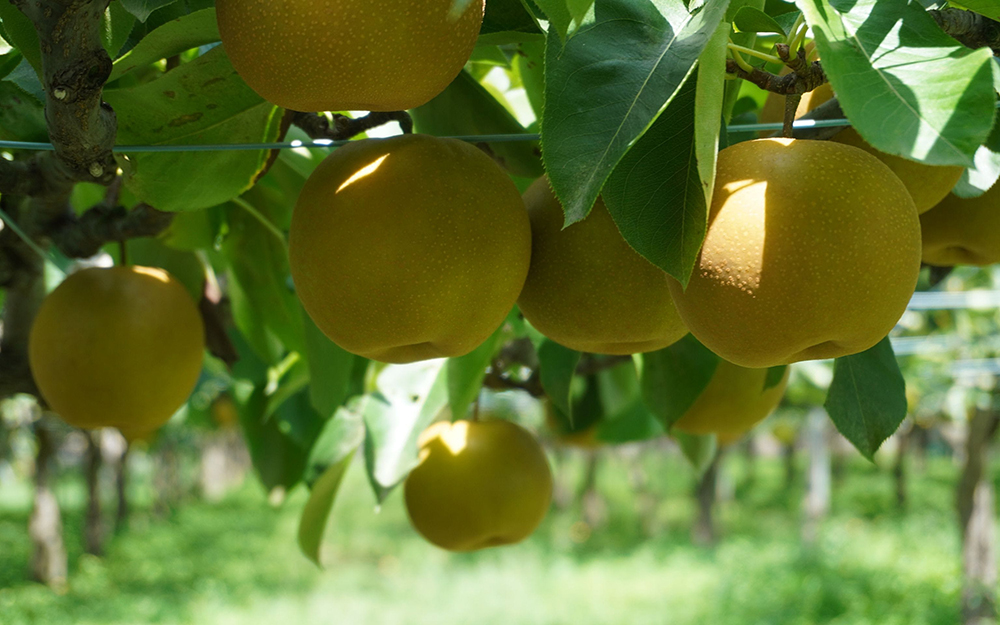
[733,6,787,34]
[724,1,763,121]
[109,8,219,83]
[953,110,1000,198]
[481,0,543,36]
[221,200,304,365]
[0,50,21,81]
[595,362,664,443]
[102,2,137,59]
[0,79,47,142]
[533,0,575,41]
[534,339,581,420]
[446,322,506,421]
[304,402,366,486]
[824,336,907,461]
[674,430,717,475]
[0,2,40,74]
[542,0,729,226]
[297,451,354,567]
[236,383,310,491]
[955,1,1000,20]
[764,365,788,391]
[302,311,356,419]
[640,335,719,429]
[514,40,545,119]
[410,70,543,178]
[120,0,181,22]
[104,46,282,212]
[797,0,995,167]
[602,76,706,285]
[362,361,449,503]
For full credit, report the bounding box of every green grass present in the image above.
[0,448,971,624]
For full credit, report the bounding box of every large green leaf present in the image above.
[0,80,47,142]
[221,200,304,364]
[953,111,1000,198]
[824,337,907,461]
[0,2,40,74]
[297,452,354,567]
[797,0,995,166]
[410,70,543,178]
[236,384,310,491]
[674,431,717,475]
[104,46,283,212]
[362,361,449,503]
[601,73,705,285]
[956,1,1000,20]
[109,8,219,82]
[446,321,507,421]
[480,0,543,37]
[534,339,581,420]
[102,2,137,59]
[640,335,719,429]
[542,0,729,226]
[301,311,357,419]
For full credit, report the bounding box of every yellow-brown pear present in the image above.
[668,138,921,368]
[673,360,789,443]
[29,266,205,440]
[517,176,688,355]
[216,0,483,112]
[404,418,553,551]
[289,134,530,363]
[921,184,1000,266]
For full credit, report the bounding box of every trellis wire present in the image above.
[0,119,853,153]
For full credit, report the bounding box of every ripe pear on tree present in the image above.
[404,418,553,551]
[668,138,921,369]
[517,176,688,355]
[215,0,483,112]
[673,360,789,445]
[289,134,530,363]
[28,266,205,441]
[921,183,1000,266]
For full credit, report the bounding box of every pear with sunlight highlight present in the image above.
[289,134,530,363]
[404,418,553,551]
[28,266,205,441]
[216,0,483,112]
[668,138,921,368]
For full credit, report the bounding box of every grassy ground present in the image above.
[0,447,971,625]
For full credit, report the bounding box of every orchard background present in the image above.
[2,0,1000,623]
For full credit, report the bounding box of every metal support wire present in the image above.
[0,119,856,154]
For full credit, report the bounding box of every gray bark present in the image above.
[958,408,999,625]
[802,408,831,546]
[29,417,67,589]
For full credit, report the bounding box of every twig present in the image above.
[48,203,173,259]
[292,110,414,141]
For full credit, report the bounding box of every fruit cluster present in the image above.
[24,0,986,554]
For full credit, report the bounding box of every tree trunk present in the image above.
[83,430,105,555]
[29,418,67,590]
[958,408,999,625]
[894,424,910,511]
[579,452,607,528]
[115,440,129,533]
[741,436,757,493]
[782,441,796,491]
[913,423,930,473]
[692,454,720,546]
[802,408,831,546]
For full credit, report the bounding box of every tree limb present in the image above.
[931,8,1000,54]
[48,203,173,259]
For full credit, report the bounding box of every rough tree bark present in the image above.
[692,454,720,546]
[83,430,104,555]
[29,415,67,589]
[958,408,1000,625]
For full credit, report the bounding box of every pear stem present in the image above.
[782,94,802,138]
